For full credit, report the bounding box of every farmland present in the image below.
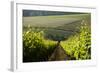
[23,13,91,62]
[23,14,90,41]
[23,14,90,28]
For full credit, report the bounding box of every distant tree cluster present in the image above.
[23,10,85,17]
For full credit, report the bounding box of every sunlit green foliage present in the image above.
[23,29,57,62]
[23,24,91,62]
[61,24,91,60]
[23,20,91,62]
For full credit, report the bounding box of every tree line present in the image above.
[23,10,85,17]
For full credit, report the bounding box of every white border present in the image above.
[11,1,97,72]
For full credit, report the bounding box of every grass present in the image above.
[23,14,91,41]
[23,14,90,28]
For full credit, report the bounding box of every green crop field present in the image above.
[23,14,90,41]
[23,13,91,62]
[23,14,90,28]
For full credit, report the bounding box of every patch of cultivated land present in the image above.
[23,14,91,40]
[23,14,90,28]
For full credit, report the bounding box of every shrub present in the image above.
[61,24,91,60]
[23,29,56,62]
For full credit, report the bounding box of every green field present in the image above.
[23,14,90,28]
[23,14,91,62]
[23,14,90,41]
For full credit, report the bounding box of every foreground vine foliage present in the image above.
[23,23,91,62]
[61,24,91,60]
[23,29,56,62]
